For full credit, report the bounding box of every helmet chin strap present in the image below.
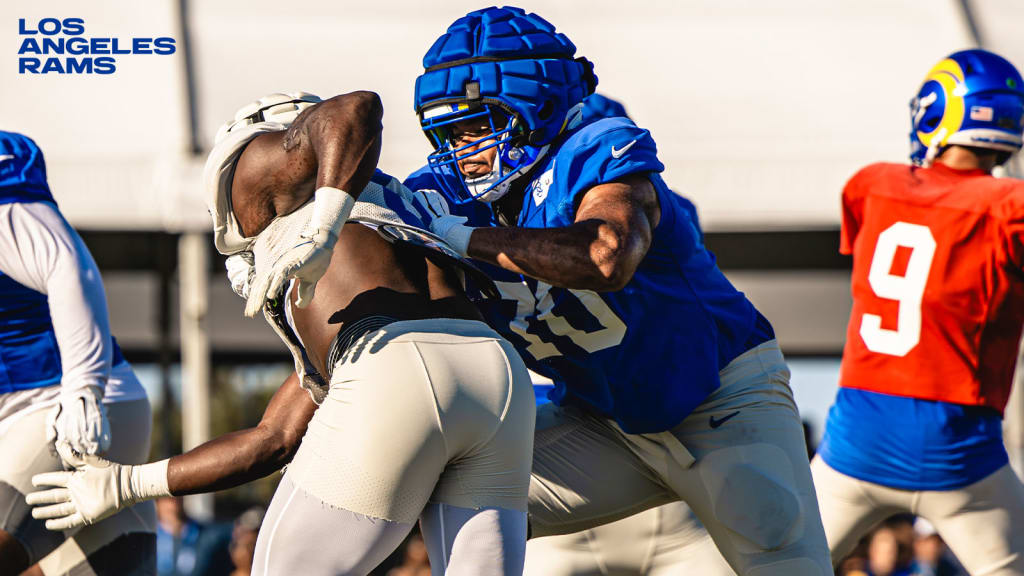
[913,92,938,127]
[465,167,511,202]
[564,102,585,132]
[466,143,551,203]
[912,91,942,166]
[923,127,948,167]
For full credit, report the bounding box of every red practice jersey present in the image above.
[839,162,1024,413]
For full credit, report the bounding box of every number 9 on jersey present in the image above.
[860,222,937,357]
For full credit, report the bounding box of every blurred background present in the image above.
[3,1,1024,574]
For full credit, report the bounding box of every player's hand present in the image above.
[428,215,474,257]
[244,232,335,317]
[27,455,129,531]
[46,385,110,468]
[412,189,452,220]
[243,186,355,317]
[268,233,334,308]
[411,189,474,257]
[225,252,255,299]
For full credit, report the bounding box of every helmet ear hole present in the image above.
[538,100,555,120]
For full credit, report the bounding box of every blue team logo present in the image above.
[530,165,555,206]
[17,17,176,75]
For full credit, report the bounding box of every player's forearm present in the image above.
[231,92,383,239]
[27,427,299,528]
[285,90,383,200]
[166,372,312,495]
[27,373,313,530]
[468,220,640,291]
[165,425,298,495]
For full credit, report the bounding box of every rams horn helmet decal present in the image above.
[910,49,1024,166]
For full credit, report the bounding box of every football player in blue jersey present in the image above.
[520,94,734,576]
[0,131,154,575]
[405,7,832,575]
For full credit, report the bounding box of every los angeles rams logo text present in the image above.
[17,18,176,75]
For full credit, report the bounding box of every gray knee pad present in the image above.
[699,444,804,553]
[714,463,801,549]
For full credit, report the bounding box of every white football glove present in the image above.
[46,385,110,468]
[412,188,452,220]
[27,456,169,531]
[244,186,356,317]
[411,189,474,257]
[225,251,255,299]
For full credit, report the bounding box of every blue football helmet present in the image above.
[910,49,1024,166]
[0,131,52,206]
[414,6,596,204]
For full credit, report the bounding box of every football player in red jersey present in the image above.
[811,49,1024,575]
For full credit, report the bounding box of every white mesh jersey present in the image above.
[247,170,497,404]
[203,117,495,402]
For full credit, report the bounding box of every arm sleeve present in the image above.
[0,202,112,392]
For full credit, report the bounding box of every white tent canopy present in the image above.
[4,0,1019,231]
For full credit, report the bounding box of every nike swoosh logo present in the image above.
[610,140,637,159]
[709,410,741,429]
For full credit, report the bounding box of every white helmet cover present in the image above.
[203,92,322,255]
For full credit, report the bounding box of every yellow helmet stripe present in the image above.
[917,58,966,147]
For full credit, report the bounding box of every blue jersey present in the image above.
[0,270,125,394]
[0,271,63,393]
[406,117,773,433]
[819,388,1007,490]
[0,131,124,393]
